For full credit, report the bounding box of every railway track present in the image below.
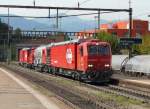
[0,63,116,109]
[108,85,150,102]
[1,63,150,109]
[84,83,150,103]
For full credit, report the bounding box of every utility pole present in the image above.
[128,0,133,58]
[59,17,62,31]
[128,0,132,38]
[7,8,10,64]
[48,8,51,18]
[98,10,100,29]
[94,16,97,38]
[129,0,131,9]
[56,9,59,30]
[48,8,51,32]
[33,0,35,6]
[129,8,132,38]
[78,2,80,8]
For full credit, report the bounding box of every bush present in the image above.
[132,34,150,54]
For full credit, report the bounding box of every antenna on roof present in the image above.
[129,0,131,9]
[33,0,35,6]
[78,2,80,8]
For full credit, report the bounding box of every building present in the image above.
[76,19,150,39]
[101,19,149,37]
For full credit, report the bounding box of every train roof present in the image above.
[35,43,54,50]
[53,39,102,46]
[21,48,30,50]
[53,39,80,46]
[34,38,109,49]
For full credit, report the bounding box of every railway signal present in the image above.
[120,38,142,58]
[120,38,142,45]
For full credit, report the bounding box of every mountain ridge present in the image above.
[0,14,108,32]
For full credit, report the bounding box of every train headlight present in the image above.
[88,64,94,67]
[104,64,110,67]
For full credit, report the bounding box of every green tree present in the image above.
[0,19,13,41]
[133,34,150,54]
[13,28,22,39]
[0,21,9,39]
[96,32,119,54]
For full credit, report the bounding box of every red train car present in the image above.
[34,44,53,71]
[50,39,112,82]
[27,48,35,68]
[19,48,30,67]
[19,49,23,64]
[51,43,76,70]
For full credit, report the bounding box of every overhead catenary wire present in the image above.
[80,0,93,6]
[64,0,93,14]
[0,11,116,19]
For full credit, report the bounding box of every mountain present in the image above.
[0,14,49,31]
[34,15,108,32]
[0,14,108,32]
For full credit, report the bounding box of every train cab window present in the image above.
[88,45,110,55]
[88,45,97,55]
[80,46,83,56]
[98,45,110,55]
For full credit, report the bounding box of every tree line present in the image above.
[0,19,22,41]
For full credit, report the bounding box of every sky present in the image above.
[0,0,149,21]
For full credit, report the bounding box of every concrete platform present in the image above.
[0,67,69,109]
[112,74,150,89]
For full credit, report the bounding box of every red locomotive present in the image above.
[19,39,112,82]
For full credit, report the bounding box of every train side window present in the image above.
[47,48,50,57]
[42,50,44,55]
[80,46,83,56]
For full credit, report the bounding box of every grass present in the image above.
[94,90,144,106]
[45,74,146,106]
[49,76,145,106]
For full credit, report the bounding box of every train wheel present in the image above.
[52,67,58,75]
[147,75,150,79]
[121,67,125,74]
[135,72,139,77]
[48,68,53,74]
[71,73,75,80]
[43,66,48,73]
[74,72,82,81]
[87,72,98,81]
[40,67,44,72]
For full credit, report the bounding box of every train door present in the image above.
[46,47,51,65]
[77,45,84,71]
[42,49,46,64]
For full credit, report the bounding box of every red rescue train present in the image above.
[19,39,112,82]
